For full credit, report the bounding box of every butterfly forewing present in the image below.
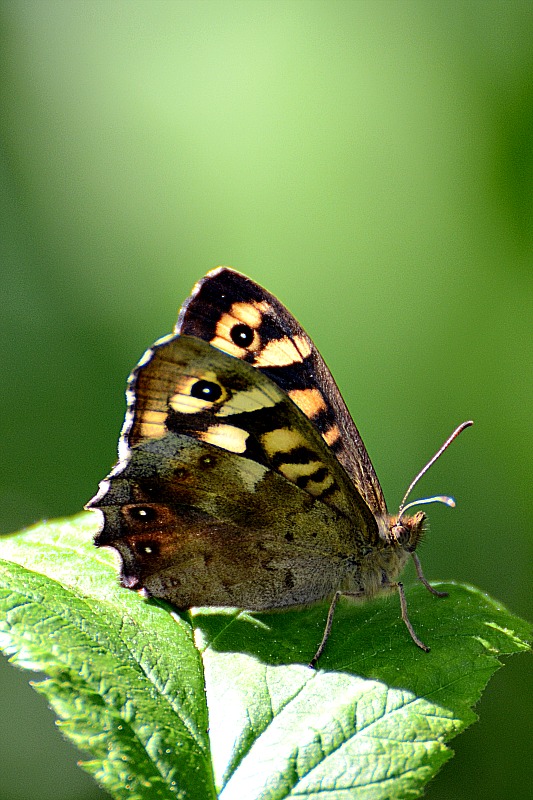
[122,334,378,537]
[176,267,387,516]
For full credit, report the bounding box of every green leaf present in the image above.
[0,514,530,800]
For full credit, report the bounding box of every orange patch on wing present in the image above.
[323,424,341,447]
[288,388,327,419]
[231,301,269,327]
[137,409,168,439]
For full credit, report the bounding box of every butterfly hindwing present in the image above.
[91,432,364,611]
[175,267,387,516]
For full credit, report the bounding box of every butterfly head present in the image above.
[389,510,426,552]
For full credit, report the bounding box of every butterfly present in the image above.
[86,267,472,666]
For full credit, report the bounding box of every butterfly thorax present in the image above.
[356,510,426,598]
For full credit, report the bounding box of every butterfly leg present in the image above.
[411,552,448,598]
[395,582,430,652]
[308,590,342,669]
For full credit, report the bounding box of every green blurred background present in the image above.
[1,2,531,798]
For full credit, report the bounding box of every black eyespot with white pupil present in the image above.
[129,506,157,523]
[136,540,160,557]
[190,379,222,401]
[230,323,254,348]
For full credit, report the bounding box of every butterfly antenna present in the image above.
[397,420,473,520]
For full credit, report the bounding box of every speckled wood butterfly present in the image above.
[87,268,472,666]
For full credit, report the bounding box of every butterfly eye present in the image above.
[230,323,254,348]
[391,522,411,548]
[190,379,222,401]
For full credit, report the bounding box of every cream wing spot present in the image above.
[253,334,312,367]
[259,427,338,500]
[261,428,335,497]
[216,385,280,416]
[198,424,249,453]
[261,427,308,457]
[293,334,312,359]
[279,459,324,482]
[302,471,336,497]
[254,337,303,367]
[276,458,336,497]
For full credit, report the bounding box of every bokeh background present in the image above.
[1,2,531,799]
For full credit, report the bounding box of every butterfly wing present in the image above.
[175,267,387,516]
[90,432,364,611]
[88,335,379,609]
[120,334,376,527]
